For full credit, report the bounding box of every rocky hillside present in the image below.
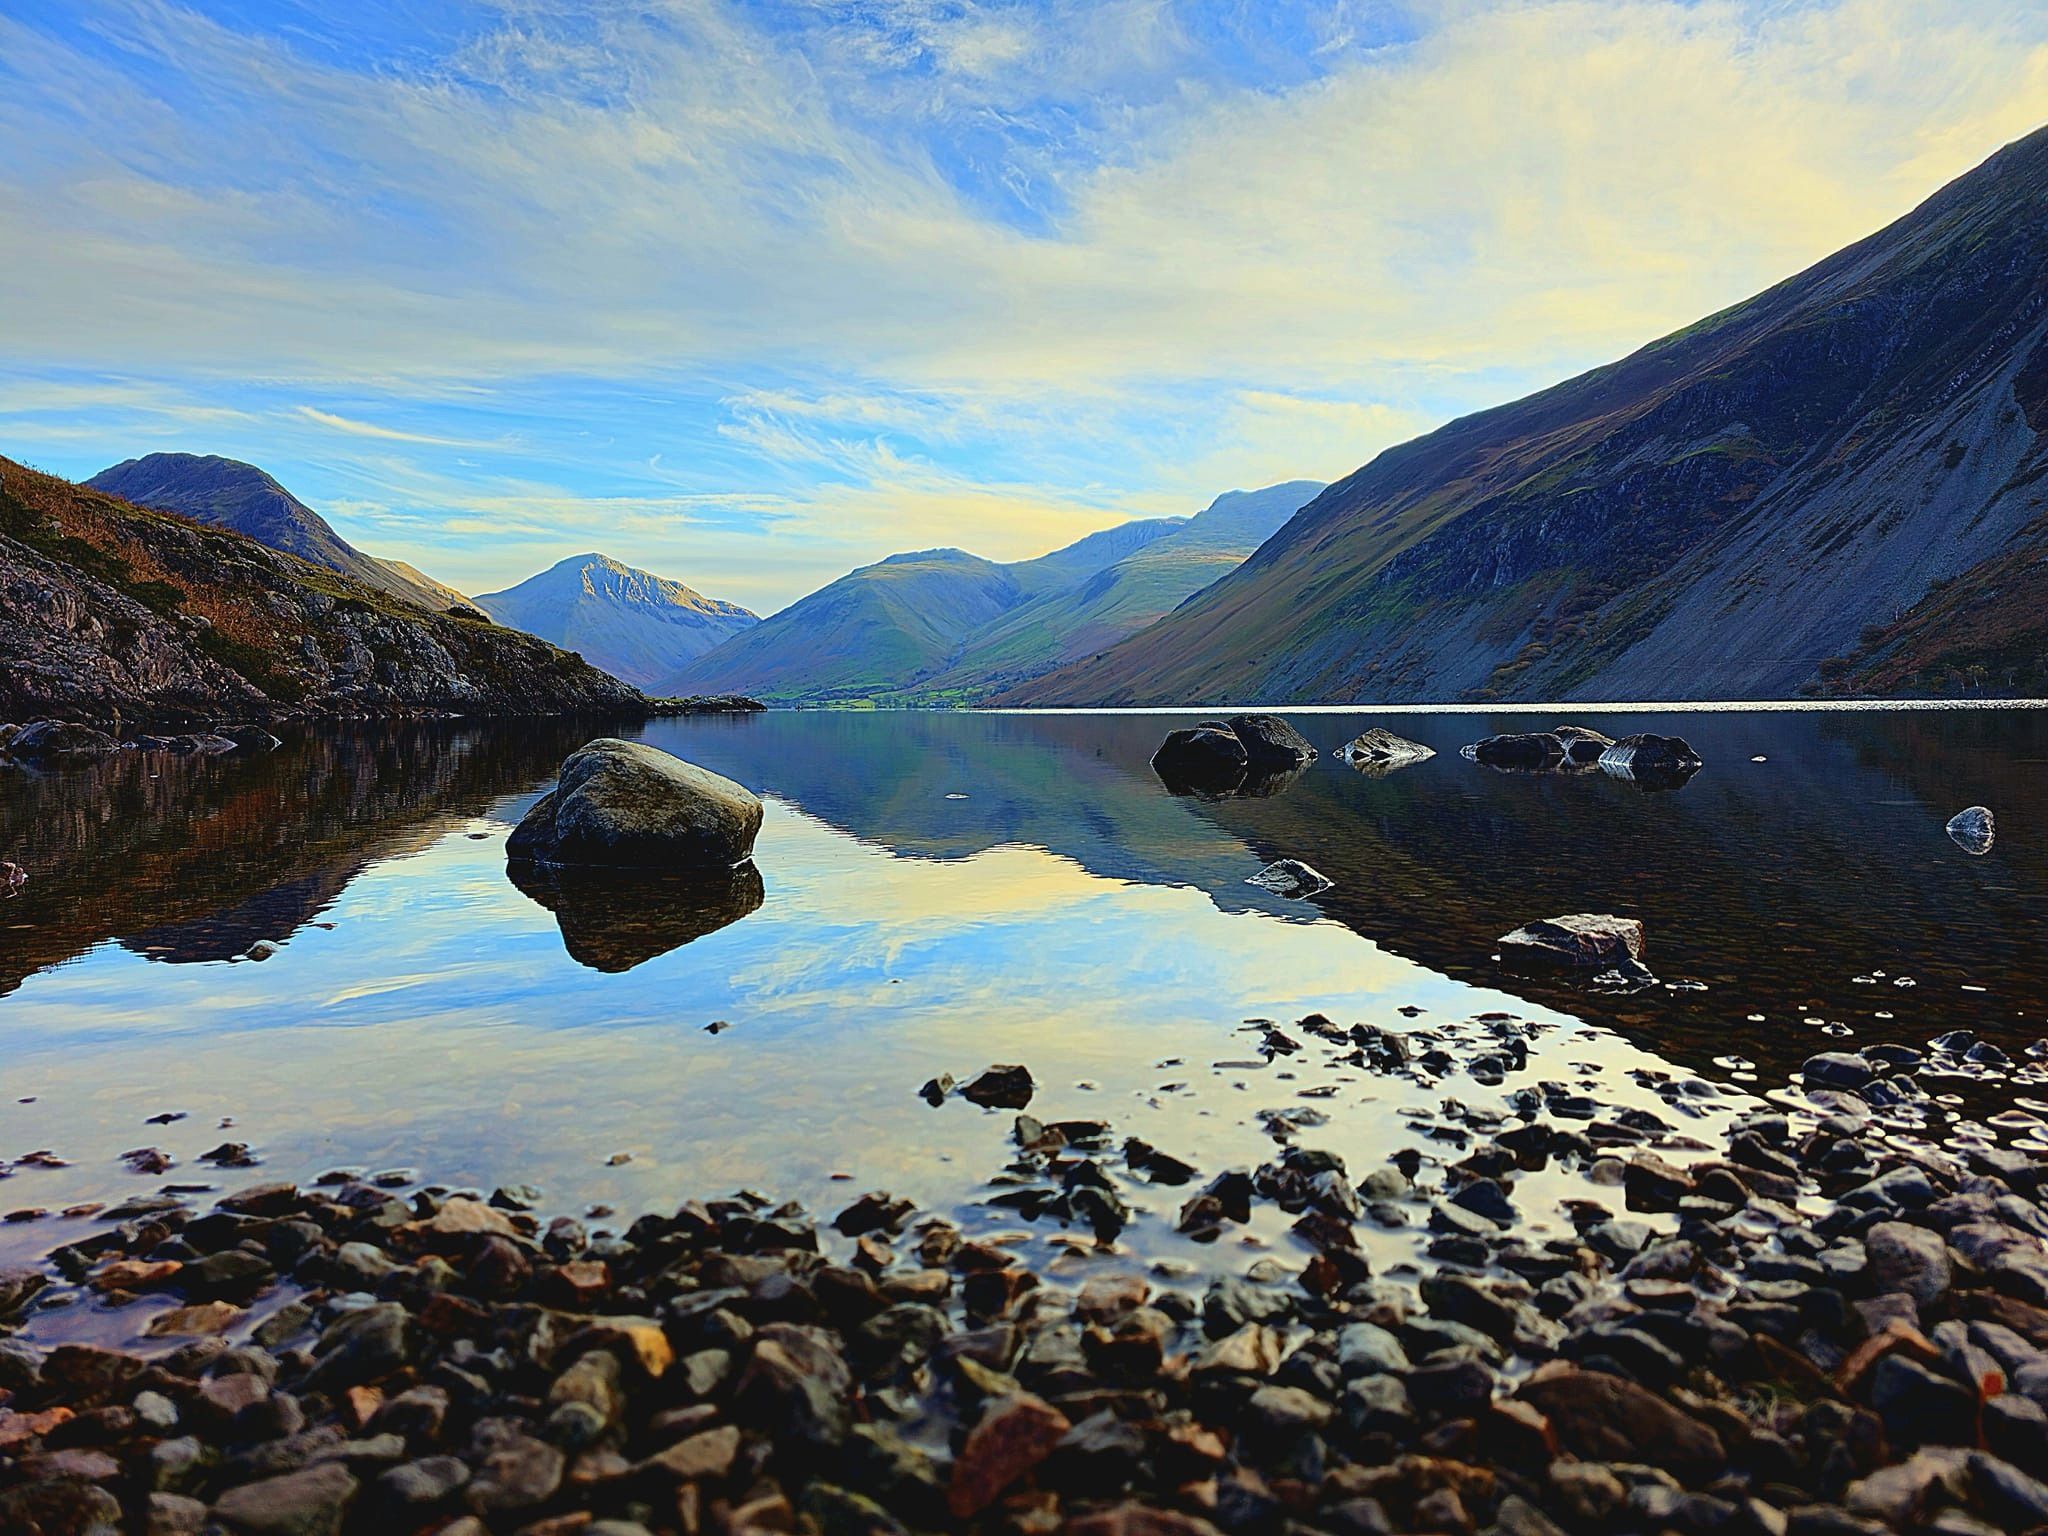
[0,456,640,726]
[87,453,470,613]
[476,553,758,689]
[1010,125,2048,705]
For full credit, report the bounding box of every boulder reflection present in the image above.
[507,861,765,972]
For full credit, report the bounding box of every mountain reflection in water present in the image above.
[4,706,2044,1100]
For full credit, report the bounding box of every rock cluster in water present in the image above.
[1339,731,1434,775]
[1460,730,1702,790]
[6,1018,2048,1536]
[1152,717,1318,799]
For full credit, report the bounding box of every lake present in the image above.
[4,705,2045,1340]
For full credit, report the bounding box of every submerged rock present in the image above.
[508,738,762,870]
[1246,859,1334,899]
[1947,805,1995,856]
[1341,729,1435,773]
[1498,914,1646,973]
[1462,732,1566,770]
[1226,714,1318,770]
[1150,726,1248,796]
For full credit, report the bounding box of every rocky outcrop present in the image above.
[507,739,763,870]
[3,720,119,759]
[0,457,639,727]
[1461,732,1565,770]
[1597,733,1703,780]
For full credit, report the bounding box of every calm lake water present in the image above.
[4,706,2046,1333]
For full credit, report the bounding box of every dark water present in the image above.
[3,706,2045,1330]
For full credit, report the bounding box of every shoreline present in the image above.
[4,1019,2047,1535]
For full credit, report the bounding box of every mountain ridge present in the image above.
[475,552,757,689]
[1005,126,2048,705]
[87,453,470,614]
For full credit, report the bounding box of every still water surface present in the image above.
[3,707,2044,1322]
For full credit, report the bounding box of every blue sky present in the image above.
[4,0,2046,613]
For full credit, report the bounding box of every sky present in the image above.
[3,0,2046,615]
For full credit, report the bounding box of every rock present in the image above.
[1,860,24,897]
[1462,732,1565,769]
[1151,727,1248,795]
[1498,914,1646,972]
[1947,806,1995,856]
[1225,714,1317,769]
[507,738,762,870]
[464,1431,565,1516]
[0,1478,125,1535]
[1246,859,1334,899]
[734,1324,854,1449]
[1865,1222,1952,1308]
[1066,1504,1228,1536]
[961,1065,1035,1110]
[1802,1052,1878,1091]
[1598,733,1704,782]
[212,1463,358,1536]
[1517,1366,1725,1484]
[301,1303,410,1393]
[638,1424,740,1482]
[1342,729,1434,772]
[1551,725,1615,763]
[219,725,283,752]
[6,720,120,760]
[948,1392,1072,1517]
[1869,1355,1975,1449]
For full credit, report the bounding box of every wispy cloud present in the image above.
[2,0,2045,607]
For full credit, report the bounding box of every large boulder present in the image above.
[1341,728,1434,773]
[508,739,762,870]
[1598,733,1703,781]
[1226,714,1317,770]
[1151,726,1248,796]
[6,720,120,760]
[1461,732,1565,770]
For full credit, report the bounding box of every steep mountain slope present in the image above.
[475,553,758,688]
[0,457,638,724]
[942,482,1322,698]
[659,518,1188,703]
[87,453,469,613]
[1010,126,2048,705]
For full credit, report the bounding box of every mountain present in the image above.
[0,456,639,724]
[658,517,1189,703]
[474,554,758,689]
[86,453,470,613]
[1008,126,2048,705]
[936,481,1323,698]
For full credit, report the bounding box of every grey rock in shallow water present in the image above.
[1498,914,1646,972]
[1246,859,1334,899]
[1552,725,1615,763]
[1947,805,1995,856]
[5,719,120,760]
[1598,733,1703,781]
[1341,729,1434,772]
[1463,732,1566,770]
[508,738,762,870]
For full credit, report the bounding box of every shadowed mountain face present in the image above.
[87,454,468,613]
[0,457,638,724]
[658,487,1317,704]
[475,554,758,689]
[1010,126,2048,706]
